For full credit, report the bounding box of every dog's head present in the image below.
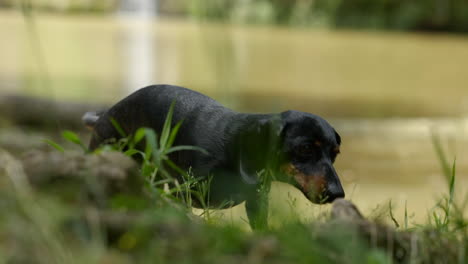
[236,110,344,204]
[278,110,345,204]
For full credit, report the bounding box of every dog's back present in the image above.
[87,84,237,170]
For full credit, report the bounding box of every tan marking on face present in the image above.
[281,163,296,176]
[314,141,322,147]
[281,163,326,194]
[333,146,340,154]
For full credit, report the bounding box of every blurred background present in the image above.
[1,0,467,226]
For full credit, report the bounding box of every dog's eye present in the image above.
[296,145,314,155]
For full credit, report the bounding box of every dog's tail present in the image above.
[82,110,105,130]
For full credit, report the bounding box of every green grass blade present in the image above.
[62,130,81,145]
[449,158,456,205]
[404,200,408,229]
[388,200,400,228]
[430,132,451,182]
[443,158,457,226]
[164,159,188,177]
[124,149,143,158]
[144,128,158,160]
[110,118,127,138]
[166,120,183,149]
[160,101,176,149]
[43,139,64,152]
[165,145,209,155]
[134,127,147,145]
[62,130,87,152]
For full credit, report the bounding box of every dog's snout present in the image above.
[322,183,345,203]
[320,164,345,203]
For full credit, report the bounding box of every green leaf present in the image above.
[160,101,176,149]
[404,201,408,229]
[430,132,451,183]
[449,158,456,205]
[144,128,158,161]
[134,127,147,145]
[166,145,208,155]
[164,158,187,177]
[388,200,399,228]
[124,149,143,158]
[153,178,174,186]
[62,130,82,145]
[110,118,127,138]
[43,139,64,152]
[166,120,183,149]
[62,130,88,152]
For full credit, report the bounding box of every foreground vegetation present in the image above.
[0,107,466,264]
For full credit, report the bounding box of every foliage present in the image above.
[189,0,468,33]
[1,104,466,263]
[10,0,468,33]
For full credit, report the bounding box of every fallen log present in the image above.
[0,94,106,130]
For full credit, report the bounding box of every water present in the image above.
[117,0,158,91]
[0,11,467,225]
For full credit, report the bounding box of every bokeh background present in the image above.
[1,0,467,227]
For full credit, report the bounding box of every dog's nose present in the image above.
[322,182,345,203]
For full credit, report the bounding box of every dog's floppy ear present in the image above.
[236,115,284,185]
[334,129,341,145]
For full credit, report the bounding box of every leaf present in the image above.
[388,200,400,228]
[43,139,64,152]
[166,120,183,149]
[404,201,408,229]
[164,159,187,177]
[62,130,88,152]
[62,130,82,145]
[449,158,456,205]
[110,118,127,138]
[153,178,174,186]
[430,131,451,183]
[165,145,208,155]
[160,101,176,150]
[124,149,143,158]
[144,128,158,161]
[134,127,147,145]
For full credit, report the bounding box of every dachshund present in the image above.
[84,84,345,229]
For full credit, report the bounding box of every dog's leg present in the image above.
[245,183,270,230]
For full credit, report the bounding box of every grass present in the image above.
[0,105,466,264]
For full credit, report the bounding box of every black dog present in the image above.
[85,84,345,229]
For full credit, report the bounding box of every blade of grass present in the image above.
[166,121,183,148]
[164,159,188,177]
[444,158,457,225]
[124,149,143,158]
[431,132,451,182]
[134,127,147,145]
[165,145,209,155]
[110,118,127,138]
[160,101,176,149]
[43,139,64,152]
[448,158,456,205]
[144,129,158,160]
[62,130,87,152]
[404,200,408,229]
[62,130,81,145]
[388,200,400,228]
